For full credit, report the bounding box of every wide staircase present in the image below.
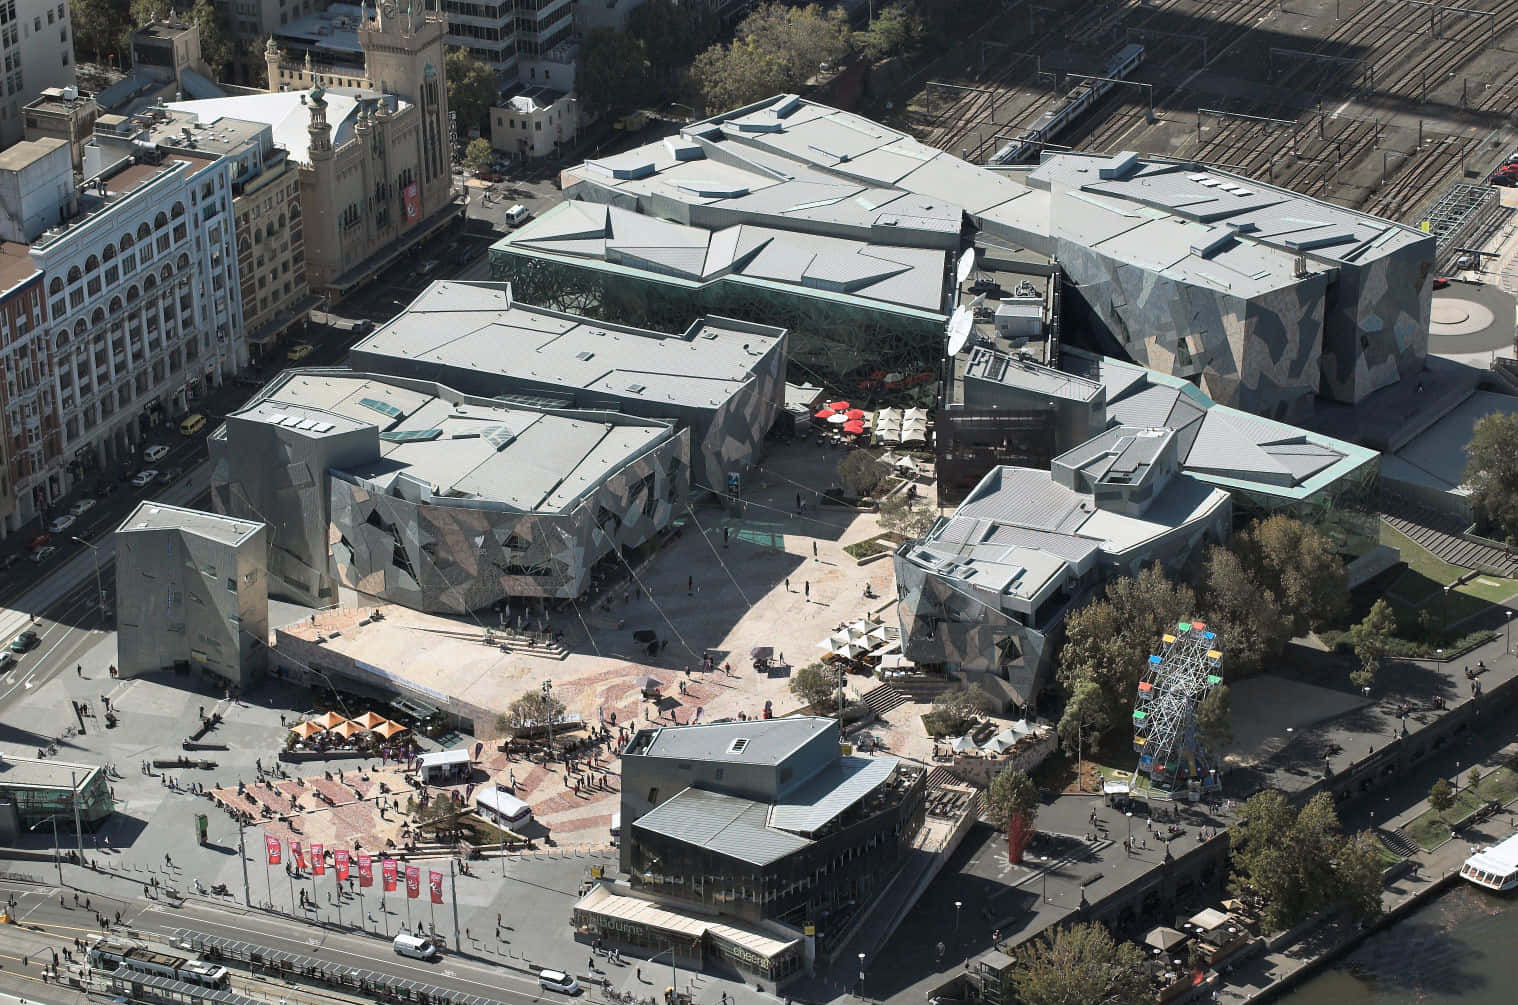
[857,682,912,718]
[1378,827,1421,859]
[1380,496,1518,577]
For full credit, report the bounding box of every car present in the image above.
[68,498,96,517]
[29,546,56,564]
[287,343,315,362]
[1491,172,1518,187]
[157,467,180,485]
[537,971,580,995]
[0,651,15,673]
[504,204,531,226]
[131,469,158,488]
[8,630,37,653]
[144,444,170,463]
[1432,276,1450,290]
[47,515,75,534]
[419,259,441,275]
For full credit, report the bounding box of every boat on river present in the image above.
[1459,831,1518,892]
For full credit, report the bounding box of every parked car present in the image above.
[0,651,15,672]
[157,467,180,485]
[504,204,531,226]
[47,514,76,534]
[131,469,158,488]
[287,343,315,363]
[9,629,39,652]
[68,498,96,517]
[29,546,56,564]
[144,444,171,462]
[537,971,580,995]
[1432,275,1450,290]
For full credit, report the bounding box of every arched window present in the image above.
[55,331,68,351]
[109,296,123,314]
[120,233,134,250]
[73,319,86,336]
[176,253,190,270]
[143,275,157,293]
[160,264,173,281]
[102,245,115,262]
[66,266,81,284]
[85,255,100,273]
[153,211,169,230]
[126,285,141,303]
[170,202,185,220]
[90,308,105,326]
[49,277,63,295]
[137,223,151,241]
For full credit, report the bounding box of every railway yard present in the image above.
[908,0,1518,230]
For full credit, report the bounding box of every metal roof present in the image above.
[574,883,799,959]
[638,716,836,768]
[633,787,811,866]
[769,755,897,834]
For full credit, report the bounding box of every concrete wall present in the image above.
[1319,234,1434,404]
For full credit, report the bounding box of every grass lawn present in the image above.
[1403,767,1518,850]
[1380,523,1518,610]
[1369,841,1404,869]
[843,532,904,560]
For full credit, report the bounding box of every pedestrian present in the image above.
[812,541,818,557]
[804,581,810,599]
[785,577,791,591]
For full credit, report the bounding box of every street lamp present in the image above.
[858,952,866,997]
[1036,855,1048,904]
[648,947,679,996]
[1126,810,1133,845]
[542,680,554,757]
[954,900,962,931]
[1507,609,1512,654]
[71,536,108,622]
[28,814,67,883]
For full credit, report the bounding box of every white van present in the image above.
[393,933,439,960]
[538,970,580,995]
[504,204,532,226]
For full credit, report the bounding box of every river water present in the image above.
[1281,884,1518,1004]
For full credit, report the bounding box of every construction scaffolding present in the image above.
[1131,621,1223,798]
[1420,182,1501,267]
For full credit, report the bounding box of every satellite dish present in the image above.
[968,293,986,310]
[946,307,973,357]
[956,248,977,286]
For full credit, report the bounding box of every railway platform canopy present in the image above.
[492,94,1437,421]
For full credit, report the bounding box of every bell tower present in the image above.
[358,1,450,218]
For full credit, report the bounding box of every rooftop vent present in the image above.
[728,738,750,754]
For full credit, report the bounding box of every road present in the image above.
[0,873,603,1005]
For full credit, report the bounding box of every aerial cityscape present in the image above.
[3,2,1518,1004]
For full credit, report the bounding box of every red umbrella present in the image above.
[829,400,851,411]
[846,408,866,419]
[843,421,866,434]
[814,408,836,420]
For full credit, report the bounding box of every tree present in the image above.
[1349,599,1397,689]
[923,684,997,736]
[496,688,567,734]
[72,0,133,63]
[877,493,936,539]
[1056,679,1108,790]
[463,138,494,174]
[688,3,853,113]
[1009,920,1150,1005]
[1463,411,1518,539]
[445,47,498,138]
[789,662,839,711]
[854,3,922,62]
[1195,684,1233,754]
[1427,778,1455,819]
[578,27,653,118]
[1334,832,1387,923]
[837,449,889,499]
[1467,766,1482,794]
[628,0,722,84]
[1234,515,1349,634]
[1059,564,1196,721]
[1230,791,1374,930]
[1199,545,1289,678]
[986,767,1039,832]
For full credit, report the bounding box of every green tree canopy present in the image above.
[689,3,853,113]
[628,0,722,83]
[496,688,567,734]
[1234,514,1349,634]
[837,449,889,499]
[1058,564,1196,721]
[854,3,923,61]
[463,137,494,174]
[1427,777,1455,819]
[1195,683,1233,754]
[1199,545,1290,678]
[577,27,654,117]
[1056,678,1109,760]
[72,0,132,63]
[877,493,936,540]
[1229,791,1382,929]
[1464,411,1518,539]
[1349,598,1397,690]
[986,767,1039,831]
[789,662,839,711]
[445,47,498,137]
[1009,920,1150,1005]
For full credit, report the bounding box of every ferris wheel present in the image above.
[1131,620,1223,796]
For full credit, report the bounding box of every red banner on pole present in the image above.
[428,870,443,905]
[358,854,373,888]
[292,841,306,871]
[405,864,420,900]
[335,849,350,883]
[265,835,281,865]
[312,843,325,876]
[404,182,420,222]
[382,858,398,892]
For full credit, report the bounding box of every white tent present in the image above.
[878,653,912,670]
[951,735,978,754]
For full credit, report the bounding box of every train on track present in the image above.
[89,937,230,990]
[993,43,1145,164]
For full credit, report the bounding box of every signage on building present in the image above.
[403,183,421,222]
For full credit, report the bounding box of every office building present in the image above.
[96,20,222,117]
[114,501,269,687]
[24,86,99,173]
[174,2,460,301]
[496,94,1436,419]
[0,1,76,147]
[210,367,689,612]
[0,126,243,501]
[575,717,925,978]
[349,280,786,496]
[489,85,577,160]
[895,433,1233,707]
[0,241,51,534]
